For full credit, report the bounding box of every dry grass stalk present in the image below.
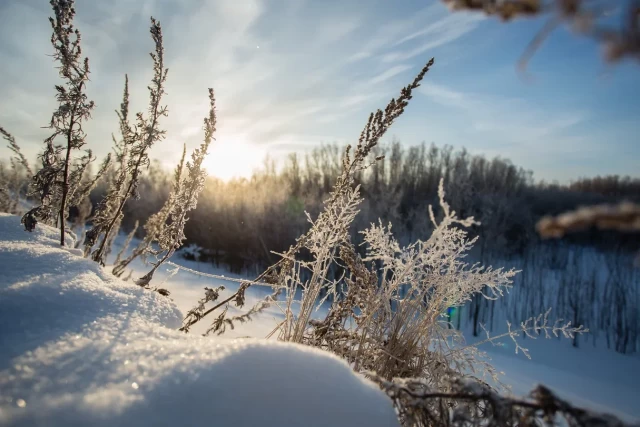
[294,180,585,391]
[89,17,169,264]
[0,127,32,214]
[84,75,136,261]
[179,58,436,335]
[48,0,96,246]
[136,89,217,288]
[111,145,187,277]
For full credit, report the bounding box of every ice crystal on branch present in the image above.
[0,127,32,214]
[88,18,168,264]
[47,0,95,245]
[136,89,216,288]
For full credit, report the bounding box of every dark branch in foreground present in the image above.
[369,373,638,427]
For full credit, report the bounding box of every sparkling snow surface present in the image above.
[0,214,399,427]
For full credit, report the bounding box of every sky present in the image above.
[0,0,638,182]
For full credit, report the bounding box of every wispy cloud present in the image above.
[2,0,633,181]
[0,0,479,177]
[350,4,483,65]
[419,82,588,141]
[381,14,484,63]
[416,81,613,180]
[367,65,413,85]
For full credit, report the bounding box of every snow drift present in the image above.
[0,214,398,427]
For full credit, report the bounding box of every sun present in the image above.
[203,134,267,181]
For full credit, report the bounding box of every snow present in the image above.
[0,214,399,427]
[125,241,640,423]
[2,212,639,426]
[107,228,640,423]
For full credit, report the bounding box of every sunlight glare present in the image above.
[203,134,267,181]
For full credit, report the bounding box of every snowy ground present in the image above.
[108,228,640,423]
[1,214,639,425]
[0,214,399,427]
[470,336,640,421]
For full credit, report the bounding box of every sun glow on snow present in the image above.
[203,134,267,181]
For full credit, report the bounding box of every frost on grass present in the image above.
[0,214,398,427]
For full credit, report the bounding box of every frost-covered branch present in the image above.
[203,284,283,336]
[136,89,216,287]
[299,178,519,384]
[111,144,186,277]
[21,141,64,231]
[0,127,32,178]
[180,57,436,335]
[47,0,96,246]
[89,18,168,264]
[450,309,588,361]
[0,127,32,214]
[84,76,135,261]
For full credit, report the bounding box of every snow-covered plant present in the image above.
[259,176,586,424]
[327,181,518,378]
[83,78,134,260]
[67,150,111,212]
[15,0,109,239]
[266,180,513,387]
[31,0,97,246]
[111,145,187,277]
[21,140,64,232]
[182,285,226,333]
[177,56,590,427]
[87,18,168,264]
[269,176,584,397]
[136,89,216,288]
[0,127,32,214]
[179,58,436,335]
[21,148,110,235]
[113,219,139,267]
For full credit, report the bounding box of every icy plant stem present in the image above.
[292,249,334,342]
[59,115,76,246]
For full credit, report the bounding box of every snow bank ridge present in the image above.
[0,214,398,427]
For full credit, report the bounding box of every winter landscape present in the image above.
[1,0,639,426]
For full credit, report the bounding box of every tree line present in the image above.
[98,141,639,273]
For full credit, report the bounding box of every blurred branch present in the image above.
[537,201,640,238]
[370,373,639,426]
[442,0,640,69]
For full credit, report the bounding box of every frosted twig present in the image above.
[166,261,273,287]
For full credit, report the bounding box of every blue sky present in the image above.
[0,0,638,182]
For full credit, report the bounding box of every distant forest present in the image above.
[97,141,640,273]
